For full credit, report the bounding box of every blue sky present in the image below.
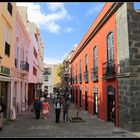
[17,2,140,64]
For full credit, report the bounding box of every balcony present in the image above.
[102,59,116,80]
[78,73,82,84]
[63,69,70,77]
[20,61,29,74]
[83,71,88,83]
[90,67,98,82]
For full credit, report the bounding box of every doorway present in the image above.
[107,86,115,124]
[79,89,82,108]
[85,91,88,111]
[76,89,78,105]
[94,93,98,115]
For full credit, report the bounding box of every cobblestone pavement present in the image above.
[0,98,139,138]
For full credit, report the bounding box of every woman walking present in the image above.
[42,99,50,119]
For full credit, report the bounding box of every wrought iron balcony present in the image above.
[20,61,29,73]
[78,73,82,84]
[102,59,116,79]
[90,67,98,82]
[83,71,88,83]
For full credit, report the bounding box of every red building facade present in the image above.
[70,2,123,127]
[70,2,140,131]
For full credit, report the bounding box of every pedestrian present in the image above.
[42,99,50,119]
[40,96,45,103]
[63,99,70,122]
[33,97,42,119]
[54,96,63,123]
[0,97,7,131]
[11,105,16,121]
[111,101,115,122]
[43,93,48,99]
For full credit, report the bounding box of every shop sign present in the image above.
[0,65,10,76]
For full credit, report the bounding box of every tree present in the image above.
[57,64,63,79]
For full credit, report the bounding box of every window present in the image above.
[76,63,78,83]
[43,68,51,75]
[44,76,48,82]
[5,25,10,44]
[7,3,12,16]
[85,54,88,72]
[80,60,82,74]
[34,48,37,59]
[33,66,37,76]
[107,32,114,61]
[5,25,11,56]
[93,46,98,68]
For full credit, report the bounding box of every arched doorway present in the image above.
[107,86,115,123]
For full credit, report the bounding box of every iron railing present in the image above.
[90,67,98,82]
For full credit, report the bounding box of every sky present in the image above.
[16,2,140,64]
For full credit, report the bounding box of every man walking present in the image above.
[0,97,7,131]
[54,96,63,123]
[33,97,42,119]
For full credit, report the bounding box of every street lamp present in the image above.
[0,56,2,65]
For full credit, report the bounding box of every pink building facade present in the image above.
[11,8,30,119]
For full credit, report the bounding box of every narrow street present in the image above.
[0,98,138,138]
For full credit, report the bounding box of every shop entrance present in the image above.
[107,86,115,124]
[94,93,98,115]
[85,91,88,111]
[79,89,82,108]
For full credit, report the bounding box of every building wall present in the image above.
[11,6,30,118]
[43,64,54,95]
[116,3,140,131]
[0,2,16,119]
[70,2,123,127]
[18,6,39,103]
[70,2,140,131]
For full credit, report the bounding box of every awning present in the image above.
[0,75,12,82]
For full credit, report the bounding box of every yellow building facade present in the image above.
[0,2,16,119]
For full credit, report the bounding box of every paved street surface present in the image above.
[0,98,139,138]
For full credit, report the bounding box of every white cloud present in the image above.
[86,2,105,16]
[63,27,74,33]
[16,2,71,34]
[46,22,61,33]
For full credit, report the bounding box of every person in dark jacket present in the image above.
[0,97,7,131]
[54,96,63,123]
[33,97,42,119]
